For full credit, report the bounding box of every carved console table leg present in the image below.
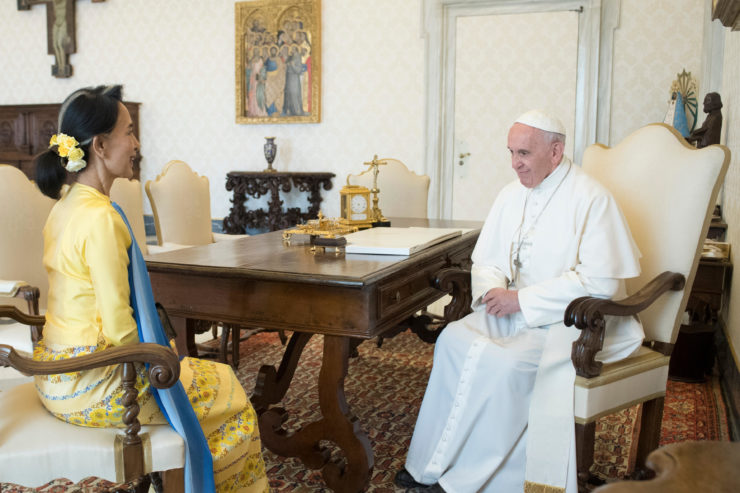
[258,334,373,493]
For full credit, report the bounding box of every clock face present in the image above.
[351,194,368,213]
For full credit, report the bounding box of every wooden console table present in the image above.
[222,171,335,233]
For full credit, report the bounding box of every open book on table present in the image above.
[344,227,467,255]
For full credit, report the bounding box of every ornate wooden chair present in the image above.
[564,124,728,488]
[0,165,55,389]
[145,161,258,367]
[0,305,185,492]
[436,124,729,491]
[110,177,186,256]
[348,159,438,346]
[145,160,245,246]
[347,157,430,219]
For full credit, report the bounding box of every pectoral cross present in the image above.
[17,0,106,78]
[363,154,389,224]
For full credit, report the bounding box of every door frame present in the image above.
[422,0,620,219]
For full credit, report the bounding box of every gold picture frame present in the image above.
[235,0,321,124]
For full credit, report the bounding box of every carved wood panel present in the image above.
[0,102,141,180]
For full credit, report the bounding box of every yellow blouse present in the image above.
[42,183,138,347]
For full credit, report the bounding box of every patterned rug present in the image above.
[2,330,730,492]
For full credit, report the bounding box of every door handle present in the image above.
[458,152,470,166]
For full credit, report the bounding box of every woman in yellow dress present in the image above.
[34,85,269,493]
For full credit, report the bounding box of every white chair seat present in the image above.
[574,346,670,422]
[0,382,184,486]
[0,320,35,391]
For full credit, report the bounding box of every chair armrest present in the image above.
[564,271,686,378]
[433,267,473,323]
[0,304,180,388]
[0,342,180,388]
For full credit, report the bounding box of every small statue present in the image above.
[686,92,723,148]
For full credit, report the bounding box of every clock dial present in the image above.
[351,195,367,213]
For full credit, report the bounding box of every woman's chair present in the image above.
[561,124,729,488]
[0,306,185,492]
[347,158,430,219]
[0,165,55,390]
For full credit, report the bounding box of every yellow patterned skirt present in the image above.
[34,341,270,493]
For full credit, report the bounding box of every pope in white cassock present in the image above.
[396,110,644,493]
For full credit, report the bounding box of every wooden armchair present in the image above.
[0,165,55,389]
[565,124,728,489]
[0,305,185,492]
[435,124,729,491]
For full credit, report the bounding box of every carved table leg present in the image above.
[251,331,313,412]
[170,316,197,357]
[257,334,374,493]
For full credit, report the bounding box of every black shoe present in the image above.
[394,468,428,489]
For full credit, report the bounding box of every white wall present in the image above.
[0,0,426,219]
[721,29,740,367]
[610,0,705,145]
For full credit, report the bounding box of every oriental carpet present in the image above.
[1,330,730,492]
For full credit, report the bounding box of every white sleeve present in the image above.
[518,273,620,327]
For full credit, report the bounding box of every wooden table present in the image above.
[146,218,481,492]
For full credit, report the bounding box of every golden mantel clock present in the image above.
[339,185,373,229]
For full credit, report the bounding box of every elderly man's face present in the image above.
[508,123,563,188]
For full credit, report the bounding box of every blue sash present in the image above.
[112,203,215,493]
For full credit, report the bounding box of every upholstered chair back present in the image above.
[146,160,214,246]
[110,178,149,254]
[0,165,55,311]
[347,158,430,219]
[581,124,728,344]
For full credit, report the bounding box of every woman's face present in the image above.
[100,102,139,180]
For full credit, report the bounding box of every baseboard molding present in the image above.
[715,322,740,440]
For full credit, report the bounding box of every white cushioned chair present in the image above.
[110,177,186,256]
[145,160,244,246]
[145,161,252,366]
[563,124,729,487]
[0,165,55,390]
[0,306,185,491]
[347,157,430,219]
[434,124,729,490]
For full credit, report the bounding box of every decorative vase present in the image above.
[263,137,277,172]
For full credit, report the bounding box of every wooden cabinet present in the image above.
[669,259,732,382]
[0,102,141,180]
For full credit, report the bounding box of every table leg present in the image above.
[169,316,198,357]
[257,334,374,493]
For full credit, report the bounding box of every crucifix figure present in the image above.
[363,154,391,226]
[18,0,106,78]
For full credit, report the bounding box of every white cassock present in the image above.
[405,158,644,493]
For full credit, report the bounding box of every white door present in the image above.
[452,10,579,221]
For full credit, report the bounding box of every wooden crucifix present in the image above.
[17,0,106,78]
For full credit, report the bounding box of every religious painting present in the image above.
[235,0,321,124]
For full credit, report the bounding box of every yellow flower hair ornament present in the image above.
[49,133,87,172]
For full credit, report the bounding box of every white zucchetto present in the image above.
[514,109,566,136]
